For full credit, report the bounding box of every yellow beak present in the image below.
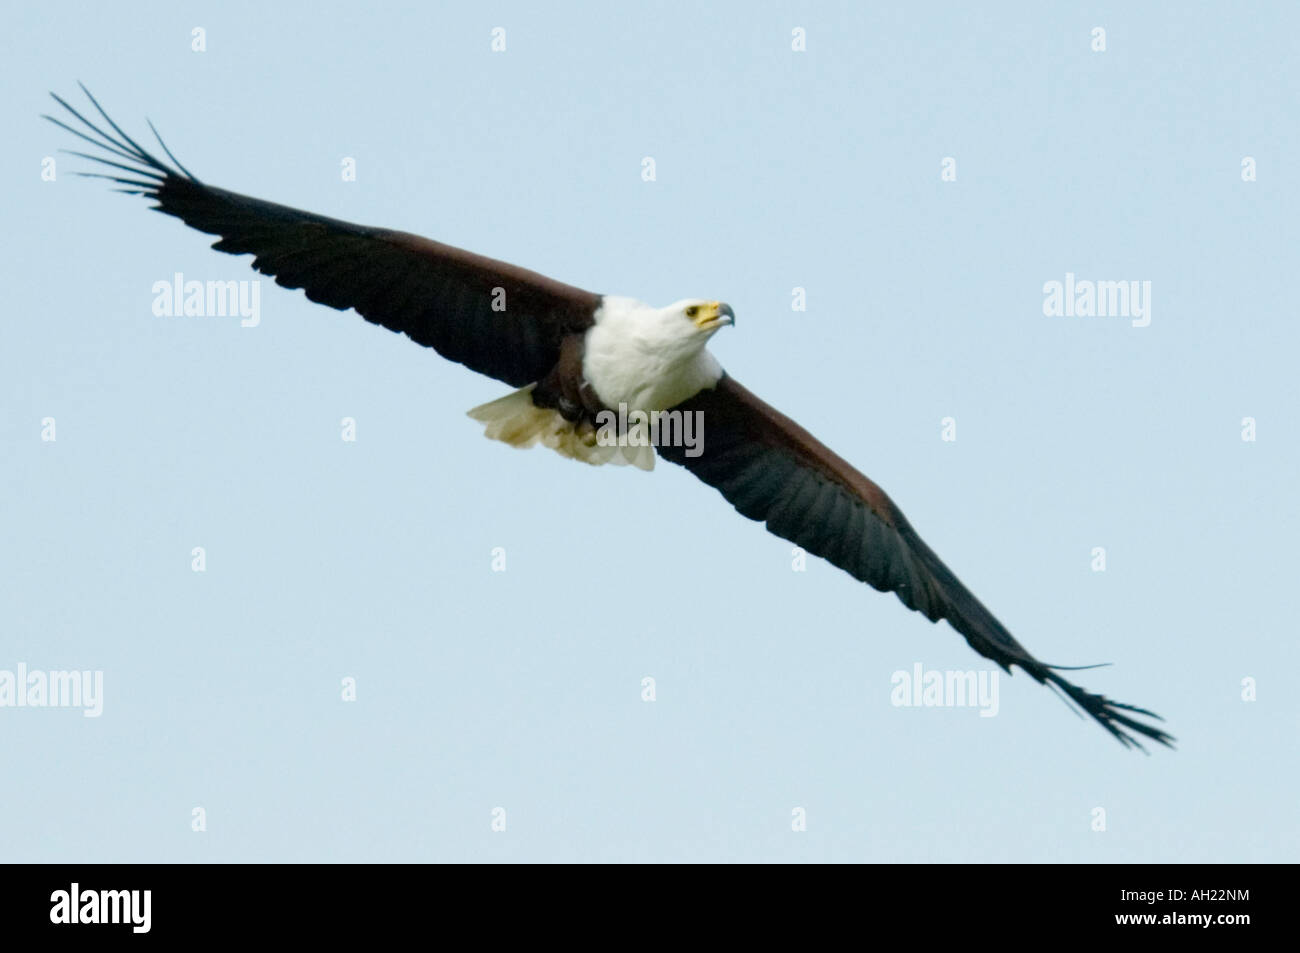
[693,301,736,330]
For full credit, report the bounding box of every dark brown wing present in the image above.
[660,376,1173,750]
[46,85,599,387]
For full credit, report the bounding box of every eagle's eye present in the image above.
[685,306,699,318]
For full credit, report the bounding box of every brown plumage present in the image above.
[662,378,1173,748]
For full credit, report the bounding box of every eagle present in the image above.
[47,85,1173,750]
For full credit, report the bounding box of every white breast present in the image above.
[583,296,723,411]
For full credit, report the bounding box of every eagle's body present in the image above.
[47,85,1174,750]
[472,296,729,469]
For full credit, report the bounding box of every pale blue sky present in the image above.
[2,1,1296,862]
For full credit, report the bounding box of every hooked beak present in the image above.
[693,301,735,331]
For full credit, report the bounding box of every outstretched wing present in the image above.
[45,85,600,387]
[660,376,1174,750]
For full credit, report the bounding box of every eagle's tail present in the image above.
[468,386,654,470]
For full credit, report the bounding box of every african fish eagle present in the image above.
[46,85,1173,750]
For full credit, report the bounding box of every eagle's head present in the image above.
[628,298,735,366]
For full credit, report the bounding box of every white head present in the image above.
[642,298,735,359]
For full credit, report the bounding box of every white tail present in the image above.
[467,385,655,470]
